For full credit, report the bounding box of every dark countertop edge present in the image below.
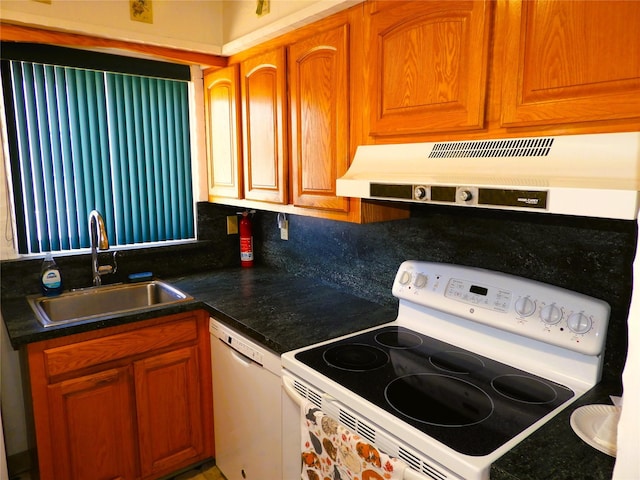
[1,297,203,349]
[2,297,287,355]
[1,266,393,355]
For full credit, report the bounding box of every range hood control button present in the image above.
[459,189,473,202]
[414,186,428,200]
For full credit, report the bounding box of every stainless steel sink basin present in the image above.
[27,281,194,328]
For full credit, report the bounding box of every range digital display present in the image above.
[470,285,488,296]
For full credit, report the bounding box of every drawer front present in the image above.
[43,314,199,378]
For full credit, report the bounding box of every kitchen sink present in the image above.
[27,281,194,328]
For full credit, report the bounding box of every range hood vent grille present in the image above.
[429,137,555,159]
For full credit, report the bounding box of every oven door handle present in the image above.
[282,374,337,408]
[282,375,304,408]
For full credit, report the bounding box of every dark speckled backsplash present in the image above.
[242,202,637,384]
[1,200,636,383]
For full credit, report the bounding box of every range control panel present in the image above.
[392,261,610,356]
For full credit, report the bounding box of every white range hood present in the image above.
[336,132,640,219]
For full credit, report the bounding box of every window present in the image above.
[1,43,195,254]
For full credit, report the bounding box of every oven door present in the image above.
[282,373,459,480]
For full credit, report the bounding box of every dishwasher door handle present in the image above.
[219,337,256,367]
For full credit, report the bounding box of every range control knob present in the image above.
[413,273,428,289]
[414,186,428,200]
[459,189,473,202]
[540,304,562,325]
[515,296,536,317]
[399,271,412,285]
[568,312,592,334]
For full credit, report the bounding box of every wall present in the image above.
[0,0,357,57]
[220,0,359,54]
[0,0,223,54]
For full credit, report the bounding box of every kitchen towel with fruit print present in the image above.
[301,402,407,480]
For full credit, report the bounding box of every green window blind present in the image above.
[4,59,194,254]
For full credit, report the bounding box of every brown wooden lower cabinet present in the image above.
[25,310,214,480]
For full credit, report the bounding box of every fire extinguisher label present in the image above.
[240,237,254,261]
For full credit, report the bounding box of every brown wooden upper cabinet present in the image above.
[204,65,243,199]
[500,0,640,127]
[365,0,493,139]
[206,5,409,223]
[288,24,350,212]
[240,48,288,204]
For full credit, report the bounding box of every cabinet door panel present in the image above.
[48,367,137,480]
[289,25,350,212]
[241,48,287,203]
[367,0,492,137]
[205,65,243,199]
[501,0,640,127]
[134,346,204,478]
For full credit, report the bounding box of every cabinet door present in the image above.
[501,0,640,127]
[134,346,204,478]
[366,0,492,138]
[204,65,243,199]
[48,367,137,480]
[240,48,288,204]
[289,24,350,212]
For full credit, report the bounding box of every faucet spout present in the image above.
[89,210,115,286]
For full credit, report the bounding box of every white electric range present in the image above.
[282,261,610,480]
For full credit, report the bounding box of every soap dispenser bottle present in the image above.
[41,253,62,296]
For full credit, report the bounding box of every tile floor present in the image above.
[8,462,226,480]
[172,462,226,480]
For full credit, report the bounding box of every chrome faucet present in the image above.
[88,210,117,286]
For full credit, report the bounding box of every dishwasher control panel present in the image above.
[209,317,282,374]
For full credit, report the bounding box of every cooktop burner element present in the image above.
[295,326,574,456]
[430,350,485,374]
[386,373,494,427]
[492,374,558,404]
[375,330,423,348]
[323,343,389,371]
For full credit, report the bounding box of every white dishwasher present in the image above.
[209,318,283,480]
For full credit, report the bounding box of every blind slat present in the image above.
[55,67,79,250]
[29,64,50,252]
[66,70,89,248]
[44,65,66,251]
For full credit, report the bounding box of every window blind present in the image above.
[4,60,194,254]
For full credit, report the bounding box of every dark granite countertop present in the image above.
[166,267,398,355]
[1,266,397,354]
[0,266,618,479]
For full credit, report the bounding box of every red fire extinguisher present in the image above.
[239,210,255,267]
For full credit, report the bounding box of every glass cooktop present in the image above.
[294,326,574,456]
